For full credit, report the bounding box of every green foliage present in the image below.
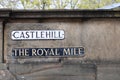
[0,0,120,9]
[20,0,51,9]
[52,0,69,9]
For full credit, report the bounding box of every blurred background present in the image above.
[0,0,120,10]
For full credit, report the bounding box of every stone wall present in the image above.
[5,18,120,62]
[0,10,120,80]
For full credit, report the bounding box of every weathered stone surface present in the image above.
[97,64,120,80]
[0,70,15,80]
[1,10,120,80]
[82,19,120,62]
[0,63,6,70]
[0,22,3,63]
[4,18,120,63]
[8,63,96,80]
[9,10,120,18]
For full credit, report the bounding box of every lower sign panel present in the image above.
[12,47,84,58]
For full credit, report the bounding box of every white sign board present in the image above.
[11,30,64,40]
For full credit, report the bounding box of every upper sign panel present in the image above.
[11,30,64,40]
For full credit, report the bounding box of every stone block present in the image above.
[97,64,120,80]
[0,70,15,80]
[8,63,96,80]
[4,19,120,63]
